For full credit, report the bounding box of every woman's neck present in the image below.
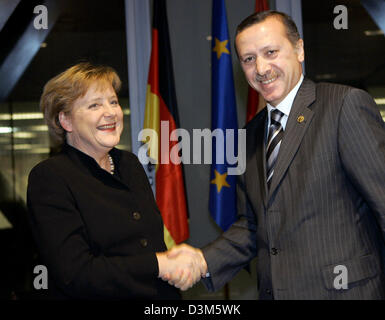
[66,140,112,172]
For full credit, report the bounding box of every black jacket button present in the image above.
[133,212,141,220]
[140,239,148,247]
[271,248,278,255]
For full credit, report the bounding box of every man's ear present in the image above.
[58,111,72,132]
[295,39,305,63]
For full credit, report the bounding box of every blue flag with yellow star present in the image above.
[209,0,238,231]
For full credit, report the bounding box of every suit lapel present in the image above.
[268,78,316,199]
[245,109,268,209]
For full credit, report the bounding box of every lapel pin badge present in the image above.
[297,115,305,123]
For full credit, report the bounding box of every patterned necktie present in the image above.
[266,109,285,189]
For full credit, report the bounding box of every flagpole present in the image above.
[224,283,230,300]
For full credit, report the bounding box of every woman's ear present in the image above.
[58,111,73,132]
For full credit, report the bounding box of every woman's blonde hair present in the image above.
[40,62,121,146]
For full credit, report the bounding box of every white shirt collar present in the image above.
[267,74,304,117]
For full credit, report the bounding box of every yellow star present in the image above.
[212,38,230,59]
[211,169,231,193]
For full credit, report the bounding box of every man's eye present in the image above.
[267,50,277,56]
[242,56,255,64]
[110,100,119,105]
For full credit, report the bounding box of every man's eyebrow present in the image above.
[239,45,279,57]
[239,51,254,57]
[260,45,279,51]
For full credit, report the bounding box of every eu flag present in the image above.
[209,0,238,231]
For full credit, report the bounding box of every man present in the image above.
[166,10,385,299]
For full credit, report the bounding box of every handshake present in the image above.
[156,244,208,291]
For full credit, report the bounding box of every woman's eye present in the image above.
[267,50,277,56]
[88,103,99,109]
[110,100,119,105]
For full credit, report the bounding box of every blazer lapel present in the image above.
[245,109,268,209]
[267,78,316,199]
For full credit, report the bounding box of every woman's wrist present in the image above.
[156,252,167,278]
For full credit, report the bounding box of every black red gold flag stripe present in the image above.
[143,0,189,248]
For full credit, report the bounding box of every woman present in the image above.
[27,62,199,299]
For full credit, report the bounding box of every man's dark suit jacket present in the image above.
[202,78,385,300]
[27,144,180,299]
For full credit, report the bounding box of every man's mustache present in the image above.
[255,71,277,82]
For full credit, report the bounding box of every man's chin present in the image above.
[258,91,275,103]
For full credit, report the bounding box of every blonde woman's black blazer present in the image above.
[27,144,180,300]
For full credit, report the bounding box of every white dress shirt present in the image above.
[266,74,304,139]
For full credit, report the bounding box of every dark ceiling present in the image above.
[7,0,128,101]
[302,0,385,89]
[4,0,385,102]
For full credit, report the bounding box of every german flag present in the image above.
[143,0,189,248]
[245,0,269,124]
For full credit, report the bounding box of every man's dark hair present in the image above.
[235,10,300,49]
